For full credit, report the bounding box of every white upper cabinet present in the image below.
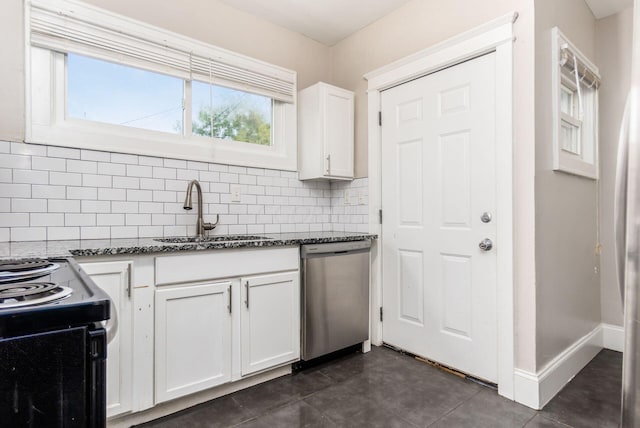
[298,82,354,180]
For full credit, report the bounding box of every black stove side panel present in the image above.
[0,327,88,428]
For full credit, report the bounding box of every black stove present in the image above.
[0,257,110,337]
[0,257,110,427]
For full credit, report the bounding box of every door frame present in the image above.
[364,12,517,400]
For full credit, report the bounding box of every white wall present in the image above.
[329,0,538,372]
[534,0,602,368]
[596,7,634,327]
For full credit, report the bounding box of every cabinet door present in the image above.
[80,261,133,419]
[155,282,232,403]
[240,271,300,376]
[322,85,354,178]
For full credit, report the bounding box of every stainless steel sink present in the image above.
[154,235,272,244]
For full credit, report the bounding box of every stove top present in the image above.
[0,257,110,338]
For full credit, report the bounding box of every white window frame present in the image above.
[24,0,297,171]
[551,27,599,179]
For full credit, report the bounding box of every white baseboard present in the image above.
[602,323,624,352]
[513,324,604,410]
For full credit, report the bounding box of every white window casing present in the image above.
[551,27,600,179]
[25,0,298,170]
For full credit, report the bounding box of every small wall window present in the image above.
[551,27,600,179]
[27,0,297,170]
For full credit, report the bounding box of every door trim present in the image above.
[364,12,517,400]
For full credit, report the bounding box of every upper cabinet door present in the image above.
[322,85,354,179]
[298,82,354,180]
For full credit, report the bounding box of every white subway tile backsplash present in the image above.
[98,162,126,176]
[164,158,186,169]
[50,172,82,186]
[13,169,47,184]
[97,214,124,226]
[32,156,65,171]
[67,187,97,200]
[0,154,31,170]
[0,183,30,198]
[81,149,111,162]
[30,213,64,227]
[12,198,47,213]
[65,213,96,226]
[11,227,46,241]
[126,213,151,226]
[98,188,126,201]
[81,200,110,213]
[140,178,164,190]
[12,143,47,156]
[81,226,110,239]
[0,143,368,242]
[113,176,139,189]
[67,160,98,174]
[47,226,80,240]
[111,153,138,164]
[83,174,112,188]
[47,146,80,159]
[111,201,138,213]
[111,226,138,239]
[126,165,153,178]
[0,168,12,183]
[152,167,176,179]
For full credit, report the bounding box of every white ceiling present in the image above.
[220,0,633,46]
[585,0,632,18]
[218,0,412,46]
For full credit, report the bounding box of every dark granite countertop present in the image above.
[0,232,377,260]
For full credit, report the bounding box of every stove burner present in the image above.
[0,260,60,284]
[0,259,54,272]
[0,282,73,309]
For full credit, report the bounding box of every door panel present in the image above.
[323,86,354,178]
[381,53,497,382]
[80,260,132,419]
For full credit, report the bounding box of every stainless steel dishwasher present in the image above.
[301,240,371,360]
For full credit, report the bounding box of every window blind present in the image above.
[29,0,296,103]
[560,46,600,89]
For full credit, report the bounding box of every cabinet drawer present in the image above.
[155,246,299,286]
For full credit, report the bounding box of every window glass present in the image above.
[561,120,581,155]
[192,81,272,146]
[560,85,574,116]
[67,54,184,134]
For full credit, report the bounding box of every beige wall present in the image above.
[0,0,25,142]
[0,0,332,143]
[534,0,601,368]
[596,7,634,327]
[330,0,538,372]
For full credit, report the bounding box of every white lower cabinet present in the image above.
[153,246,301,403]
[155,281,232,404]
[241,272,300,376]
[80,260,133,419]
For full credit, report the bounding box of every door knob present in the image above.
[480,212,492,223]
[479,238,493,251]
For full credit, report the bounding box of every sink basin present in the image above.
[155,235,272,244]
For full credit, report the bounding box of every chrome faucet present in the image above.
[183,180,219,238]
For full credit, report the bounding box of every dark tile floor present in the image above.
[138,347,622,428]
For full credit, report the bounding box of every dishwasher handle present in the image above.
[301,240,371,258]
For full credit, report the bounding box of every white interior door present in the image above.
[381,52,498,382]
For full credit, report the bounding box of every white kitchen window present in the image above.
[26,0,297,170]
[551,27,600,179]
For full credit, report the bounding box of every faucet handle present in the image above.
[203,214,219,231]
